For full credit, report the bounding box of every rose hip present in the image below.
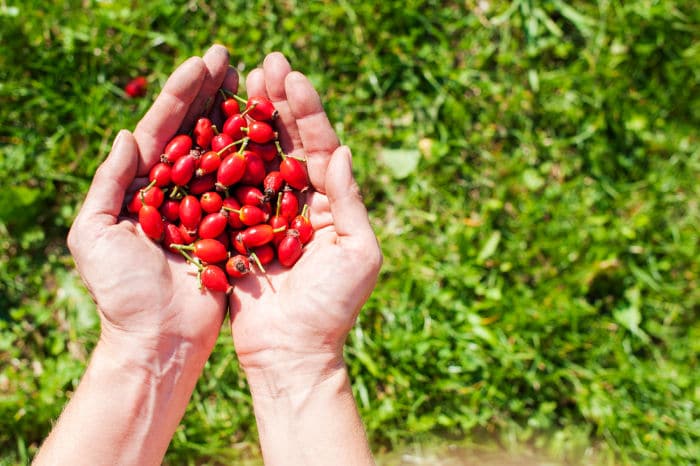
[139,205,164,241]
[246,96,278,121]
[149,162,172,187]
[192,238,228,264]
[188,173,216,195]
[179,195,202,233]
[246,121,276,144]
[194,117,216,148]
[200,264,232,294]
[171,153,197,186]
[160,199,181,222]
[216,153,246,189]
[277,233,303,267]
[280,155,309,191]
[197,151,222,176]
[222,114,247,140]
[162,134,192,164]
[225,254,251,278]
[198,212,228,239]
[200,191,223,213]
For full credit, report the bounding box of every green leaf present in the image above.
[477,230,501,263]
[380,148,420,179]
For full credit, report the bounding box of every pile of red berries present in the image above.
[126,91,313,294]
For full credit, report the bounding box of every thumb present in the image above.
[76,130,140,229]
[325,146,376,246]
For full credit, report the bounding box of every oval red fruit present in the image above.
[200,265,232,294]
[160,199,181,222]
[221,98,240,117]
[226,254,251,278]
[277,233,303,267]
[280,156,309,191]
[179,195,202,233]
[198,212,228,239]
[200,191,223,214]
[216,153,246,189]
[194,117,215,148]
[246,121,276,144]
[246,96,278,121]
[222,114,247,140]
[171,153,197,186]
[193,239,228,264]
[139,205,164,240]
[163,134,192,164]
[149,162,172,187]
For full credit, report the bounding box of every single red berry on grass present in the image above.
[226,254,251,278]
[194,117,216,148]
[179,195,202,233]
[139,205,164,241]
[162,134,192,164]
[124,76,147,98]
[245,96,278,121]
[277,232,303,267]
[200,191,223,213]
[200,264,232,294]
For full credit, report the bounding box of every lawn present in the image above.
[1,1,698,465]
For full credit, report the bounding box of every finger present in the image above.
[211,66,240,128]
[180,44,231,132]
[245,67,266,99]
[76,130,139,230]
[133,57,207,176]
[325,146,375,246]
[285,71,339,193]
[262,52,300,153]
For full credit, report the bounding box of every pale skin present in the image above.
[33,45,381,466]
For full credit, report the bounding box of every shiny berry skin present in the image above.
[127,185,164,212]
[188,173,216,195]
[222,114,247,140]
[200,265,232,294]
[200,191,223,214]
[149,162,172,187]
[138,205,164,240]
[194,117,215,148]
[246,121,276,144]
[178,224,197,244]
[277,233,303,267]
[252,244,275,265]
[162,134,192,164]
[248,141,278,162]
[263,171,284,200]
[226,254,251,278]
[179,195,202,233]
[160,199,181,222]
[164,221,185,253]
[198,212,228,239]
[269,214,288,246]
[193,239,228,264]
[246,96,278,121]
[279,190,299,223]
[235,205,269,226]
[211,133,235,156]
[291,212,313,244]
[240,151,266,186]
[234,185,264,207]
[124,76,147,98]
[240,224,279,248]
[280,156,309,190]
[221,98,240,117]
[171,153,197,186]
[216,153,246,189]
[196,151,221,176]
[232,231,248,255]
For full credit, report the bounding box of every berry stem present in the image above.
[249,252,266,274]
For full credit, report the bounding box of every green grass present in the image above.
[1,1,699,464]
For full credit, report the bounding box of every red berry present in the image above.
[290,211,313,244]
[246,121,276,144]
[222,114,247,140]
[198,212,228,239]
[277,233,303,267]
[200,191,223,214]
[280,156,309,191]
[178,223,197,244]
[179,195,202,233]
[246,96,278,121]
[188,173,216,195]
[279,190,299,223]
[160,199,181,222]
[248,141,278,162]
[162,134,192,164]
[234,185,264,207]
[193,239,228,264]
[269,214,288,246]
[216,153,246,189]
[222,197,245,229]
[240,224,284,248]
[226,254,251,278]
[197,151,222,176]
[124,76,147,98]
[263,170,284,201]
[194,117,216,148]
[231,231,248,255]
[200,264,232,294]
[164,221,185,254]
[149,162,172,187]
[221,98,240,117]
[138,205,164,240]
[252,244,275,265]
[239,151,266,186]
[236,205,269,226]
[171,153,197,186]
[211,133,235,156]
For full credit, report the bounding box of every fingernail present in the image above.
[111,130,126,151]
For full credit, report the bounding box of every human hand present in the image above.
[229,53,383,395]
[68,45,235,362]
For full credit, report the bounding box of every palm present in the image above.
[228,54,381,370]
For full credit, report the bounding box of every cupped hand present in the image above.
[68,45,235,358]
[229,53,383,392]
